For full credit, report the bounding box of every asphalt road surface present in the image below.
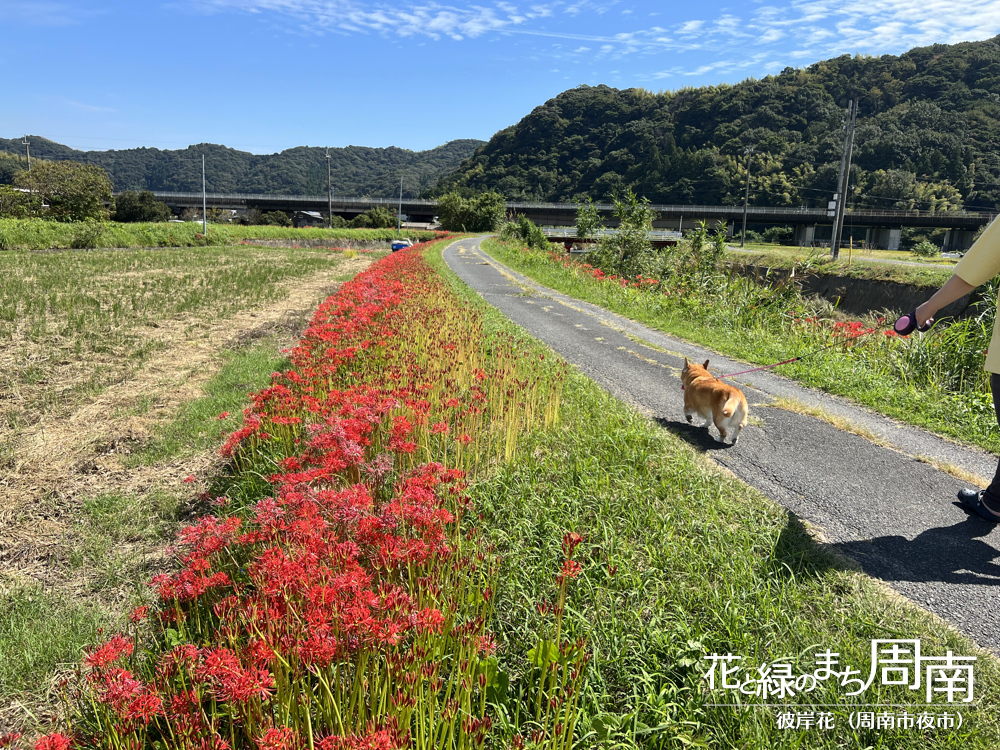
[444,237,1000,651]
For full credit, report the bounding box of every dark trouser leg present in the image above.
[983,373,1000,511]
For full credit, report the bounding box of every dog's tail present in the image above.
[722,395,739,418]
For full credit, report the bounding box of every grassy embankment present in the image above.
[0,218,440,251]
[20,238,999,748]
[731,243,956,286]
[428,241,1000,749]
[484,238,1000,455]
[0,243,377,725]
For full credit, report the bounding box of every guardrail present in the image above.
[135,192,996,223]
[540,228,683,240]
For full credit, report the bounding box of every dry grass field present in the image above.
[0,244,379,732]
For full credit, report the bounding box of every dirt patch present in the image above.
[1,255,367,580]
[0,254,373,732]
[2,253,369,539]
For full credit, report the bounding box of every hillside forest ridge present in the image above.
[5,36,1000,218]
[0,138,483,198]
[437,36,1000,215]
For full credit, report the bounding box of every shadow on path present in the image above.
[654,417,738,452]
[829,513,1000,586]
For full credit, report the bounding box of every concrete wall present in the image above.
[732,262,972,320]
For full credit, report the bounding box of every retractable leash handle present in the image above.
[894,310,933,336]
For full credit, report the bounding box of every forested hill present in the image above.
[436,36,1000,213]
[0,138,483,198]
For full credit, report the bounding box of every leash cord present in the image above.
[715,318,892,380]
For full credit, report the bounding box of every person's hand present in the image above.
[915,302,936,329]
[894,308,934,335]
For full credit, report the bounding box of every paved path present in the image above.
[444,237,1000,651]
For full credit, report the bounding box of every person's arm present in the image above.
[915,275,976,328]
[912,217,1000,328]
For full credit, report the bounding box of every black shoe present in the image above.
[958,488,982,504]
[958,488,1000,523]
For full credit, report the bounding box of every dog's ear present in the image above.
[703,359,710,369]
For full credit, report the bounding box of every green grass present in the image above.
[68,489,183,594]
[132,337,292,465]
[0,586,108,699]
[0,218,440,251]
[425,241,1000,748]
[730,244,956,287]
[484,239,1000,455]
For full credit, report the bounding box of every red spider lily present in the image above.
[34,735,72,750]
[59,238,576,750]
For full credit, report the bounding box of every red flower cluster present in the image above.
[51,239,569,750]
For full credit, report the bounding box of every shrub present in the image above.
[762,225,794,245]
[13,160,113,222]
[436,191,506,232]
[258,210,291,227]
[912,239,940,257]
[498,214,550,251]
[349,205,396,229]
[114,191,171,223]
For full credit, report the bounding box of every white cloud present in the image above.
[180,0,1000,77]
[0,0,100,25]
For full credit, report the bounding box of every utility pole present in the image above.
[21,137,31,171]
[326,149,333,229]
[202,154,207,235]
[831,100,858,259]
[740,146,755,247]
[397,175,403,236]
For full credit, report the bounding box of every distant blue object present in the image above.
[391,239,413,252]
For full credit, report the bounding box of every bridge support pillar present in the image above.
[866,227,901,251]
[943,229,977,253]
[794,224,816,246]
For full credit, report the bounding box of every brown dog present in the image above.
[681,358,749,444]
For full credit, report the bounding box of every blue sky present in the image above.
[2,0,1000,154]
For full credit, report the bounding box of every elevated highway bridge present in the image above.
[142,191,997,251]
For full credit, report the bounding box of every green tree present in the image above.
[584,190,659,277]
[575,198,602,240]
[0,185,40,218]
[436,191,506,232]
[601,189,657,268]
[14,160,113,222]
[114,190,171,222]
[259,210,291,226]
[349,205,397,229]
[498,215,551,250]
[0,152,28,185]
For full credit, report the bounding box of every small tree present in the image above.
[436,191,506,232]
[114,190,171,222]
[498,214,550,250]
[575,198,601,241]
[602,189,657,270]
[349,206,396,229]
[912,239,940,257]
[259,210,291,227]
[14,160,113,222]
[0,185,40,218]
